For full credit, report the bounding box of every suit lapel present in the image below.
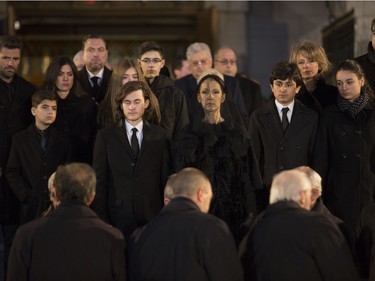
[282,101,310,140]
[114,125,135,160]
[26,125,44,155]
[259,101,283,140]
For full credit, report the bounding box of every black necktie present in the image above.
[131,128,139,158]
[281,107,289,131]
[91,76,100,94]
[40,130,47,151]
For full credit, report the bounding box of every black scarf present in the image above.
[337,90,369,118]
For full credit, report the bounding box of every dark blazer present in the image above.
[249,99,319,190]
[243,201,360,281]
[6,201,126,281]
[0,74,35,223]
[6,125,71,224]
[175,73,248,122]
[129,197,243,281]
[77,66,112,104]
[91,120,171,240]
[236,74,264,117]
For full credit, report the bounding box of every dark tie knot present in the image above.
[91,76,99,84]
[131,128,139,158]
[282,107,289,114]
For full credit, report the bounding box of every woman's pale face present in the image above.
[122,67,139,85]
[336,70,364,103]
[197,79,225,113]
[56,64,74,92]
[296,52,319,80]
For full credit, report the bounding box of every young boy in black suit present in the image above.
[92,80,171,241]
[6,90,71,224]
[249,62,319,210]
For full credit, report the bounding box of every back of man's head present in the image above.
[171,167,212,213]
[54,163,96,205]
[269,170,312,209]
[164,173,177,205]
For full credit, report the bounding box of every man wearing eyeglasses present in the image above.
[175,42,248,123]
[214,47,264,117]
[138,41,189,143]
[355,17,375,95]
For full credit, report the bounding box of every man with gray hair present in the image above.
[7,163,126,281]
[130,167,243,281]
[175,42,247,122]
[243,169,359,281]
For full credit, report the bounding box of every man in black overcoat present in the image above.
[129,167,243,281]
[0,35,36,275]
[242,169,360,281]
[249,62,319,209]
[6,163,126,281]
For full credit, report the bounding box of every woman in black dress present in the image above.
[41,56,98,164]
[174,70,262,243]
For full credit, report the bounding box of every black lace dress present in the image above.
[173,101,262,242]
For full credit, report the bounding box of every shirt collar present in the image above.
[86,67,104,80]
[274,99,295,113]
[125,119,143,133]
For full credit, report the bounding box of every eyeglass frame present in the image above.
[140,58,164,65]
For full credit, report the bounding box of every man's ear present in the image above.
[298,190,307,208]
[31,107,36,116]
[310,188,320,205]
[144,99,150,109]
[87,192,96,206]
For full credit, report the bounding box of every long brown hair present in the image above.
[113,80,160,123]
[97,57,161,127]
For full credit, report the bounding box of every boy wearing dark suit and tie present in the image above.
[249,62,319,209]
[6,90,71,224]
[92,80,170,241]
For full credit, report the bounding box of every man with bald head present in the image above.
[130,167,243,281]
[214,47,264,116]
[243,169,359,281]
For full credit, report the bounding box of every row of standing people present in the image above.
[0,24,375,280]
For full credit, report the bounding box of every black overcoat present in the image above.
[77,66,112,104]
[322,102,375,237]
[249,99,319,189]
[243,201,360,281]
[129,197,243,281]
[6,125,71,223]
[91,121,171,240]
[6,201,126,281]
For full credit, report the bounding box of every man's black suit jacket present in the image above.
[77,66,112,104]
